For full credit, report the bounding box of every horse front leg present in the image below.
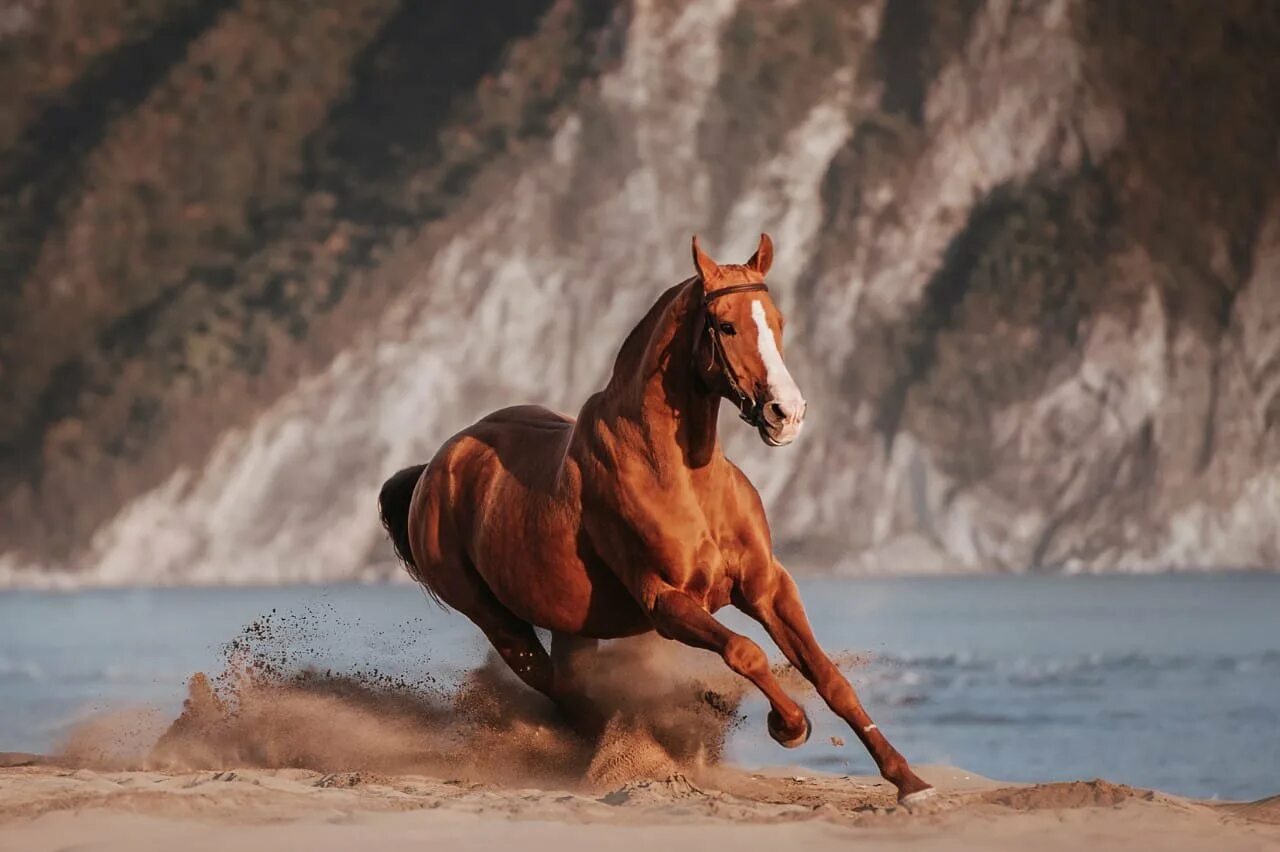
[745,566,934,804]
[646,584,811,748]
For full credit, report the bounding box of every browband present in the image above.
[702,282,769,305]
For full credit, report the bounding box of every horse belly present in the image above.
[472,518,648,638]
[455,455,647,639]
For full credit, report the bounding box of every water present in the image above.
[1,574,1276,800]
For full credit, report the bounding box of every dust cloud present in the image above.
[56,612,753,792]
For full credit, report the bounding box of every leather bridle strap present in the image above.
[702,282,769,304]
[698,281,769,426]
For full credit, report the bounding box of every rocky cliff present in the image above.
[2,0,1278,585]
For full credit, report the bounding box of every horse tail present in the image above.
[378,464,426,579]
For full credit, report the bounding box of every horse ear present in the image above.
[747,233,773,276]
[692,235,718,282]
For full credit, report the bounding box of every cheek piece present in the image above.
[694,282,771,427]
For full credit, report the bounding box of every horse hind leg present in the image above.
[475,603,606,739]
[401,471,604,738]
[550,632,598,698]
[418,546,605,739]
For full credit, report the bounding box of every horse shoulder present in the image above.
[573,436,714,601]
[710,459,781,591]
[721,458,770,527]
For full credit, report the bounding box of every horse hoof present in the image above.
[767,709,811,749]
[899,786,938,810]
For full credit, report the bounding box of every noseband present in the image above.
[698,281,770,427]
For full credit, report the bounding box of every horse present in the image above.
[378,234,934,804]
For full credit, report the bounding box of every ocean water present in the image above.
[1,574,1276,800]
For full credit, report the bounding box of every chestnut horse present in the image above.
[379,235,933,803]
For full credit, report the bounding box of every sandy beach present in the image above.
[3,757,1278,852]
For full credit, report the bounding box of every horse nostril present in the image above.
[767,401,787,423]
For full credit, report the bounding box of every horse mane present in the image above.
[605,276,698,395]
[603,264,763,397]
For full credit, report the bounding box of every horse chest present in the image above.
[680,538,736,612]
[686,569,735,612]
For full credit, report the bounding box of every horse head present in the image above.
[692,233,807,447]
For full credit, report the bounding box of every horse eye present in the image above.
[717,321,736,336]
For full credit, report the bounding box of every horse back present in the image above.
[414,404,650,635]
[433,404,576,504]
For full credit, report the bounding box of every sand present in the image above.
[3,760,1279,852]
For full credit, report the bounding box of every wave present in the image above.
[856,651,1280,696]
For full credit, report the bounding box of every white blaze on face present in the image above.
[751,299,804,413]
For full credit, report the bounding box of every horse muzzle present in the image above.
[757,397,806,447]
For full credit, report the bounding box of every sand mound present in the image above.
[599,774,707,805]
[1222,795,1280,824]
[585,717,686,791]
[983,779,1154,810]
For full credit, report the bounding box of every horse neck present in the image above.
[601,279,721,468]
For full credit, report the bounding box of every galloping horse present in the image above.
[378,235,934,804]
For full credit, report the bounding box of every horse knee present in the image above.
[723,635,769,679]
[647,589,769,680]
[648,588,698,639]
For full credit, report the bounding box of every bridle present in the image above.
[697,281,770,427]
